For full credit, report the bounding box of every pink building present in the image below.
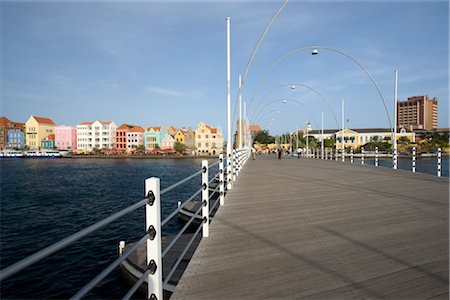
[55,125,77,150]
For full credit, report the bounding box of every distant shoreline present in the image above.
[66,154,220,159]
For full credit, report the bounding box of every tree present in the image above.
[174,142,186,154]
[135,145,145,151]
[398,136,410,146]
[253,130,275,144]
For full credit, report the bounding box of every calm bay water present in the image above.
[0,158,217,299]
[0,156,448,299]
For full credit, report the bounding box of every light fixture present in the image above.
[312,49,319,55]
[290,85,296,89]
[282,99,287,103]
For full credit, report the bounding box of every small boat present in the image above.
[0,149,24,158]
[119,233,201,297]
[26,149,61,158]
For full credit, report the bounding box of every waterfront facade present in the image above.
[173,128,186,144]
[164,125,177,137]
[25,116,55,149]
[308,128,416,150]
[115,124,145,152]
[40,134,55,149]
[1,117,25,149]
[195,122,224,155]
[144,126,162,149]
[185,128,196,151]
[7,129,25,149]
[76,121,117,152]
[397,95,438,131]
[161,134,175,150]
[55,125,77,150]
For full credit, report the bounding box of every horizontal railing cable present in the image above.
[0,198,148,281]
[122,269,151,300]
[162,205,203,258]
[209,198,220,215]
[71,233,149,300]
[161,170,202,195]
[161,188,202,227]
[163,223,203,288]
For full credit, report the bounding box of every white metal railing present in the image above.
[0,149,251,299]
[296,146,444,177]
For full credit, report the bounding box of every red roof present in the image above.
[247,124,262,133]
[145,148,163,153]
[32,116,55,125]
[117,124,145,132]
[46,134,55,141]
[80,122,93,125]
[146,126,162,132]
[0,117,11,126]
[101,121,113,125]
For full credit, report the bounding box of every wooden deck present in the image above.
[172,155,449,299]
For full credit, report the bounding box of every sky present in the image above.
[1,0,448,136]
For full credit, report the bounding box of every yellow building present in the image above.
[173,128,187,145]
[310,128,416,150]
[195,122,224,155]
[25,116,56,149]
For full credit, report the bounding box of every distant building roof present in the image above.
[117,124,145,132]
[0,117,11,126]
[32,116,55,125]
[247,125,262,133]
[146,126,162,132]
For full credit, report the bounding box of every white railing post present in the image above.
[335,149,338,161]
[375,146,379,167]
[145,178,162,300]
[232,149,237,182]
[236,150,240,177]
[325,148,328,160]
[341,148,345,163]
[350,148,354,164]
[202,160,209,237]
[227,152,232,190]
[219,154,225,205]
[361,147,365,165]
[412,146,416,173]
[393,145,398,170]
[437,148,441,177]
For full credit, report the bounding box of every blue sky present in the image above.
[1,0,448,135]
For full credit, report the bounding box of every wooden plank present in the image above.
[172,156,449,299]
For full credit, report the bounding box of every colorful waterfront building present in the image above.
[25,116,56,149]
[0,117,25,149]
[40,134,55,149]
[164,125,177,137]
[115,124,145,152]
[195,122,224,155]
[161,134,175,150]
[7,129,25,149]
[76,121,117,152]
[185,127,196,151]
[55,125,77,150]
[144,126,162,149]
[173,128,187,144]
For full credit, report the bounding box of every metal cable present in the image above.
[71,234,149,300]
[162,205,202,258]
[122,269,151,300]
[0,198,147,281]
[163,224,203,287]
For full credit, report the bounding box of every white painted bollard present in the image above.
[437,148,441,177]
[412,147,416,173]
[219,154,225,205]
[341,148,345,163]
[232,149,237,182]
[118,241,125,256]
[145,177,163,300]
[202,160,209,237]
[227,152,232,190]
[236,150,240,177]
[393,147,398,170]
[350,149,354,164]
[375,147,379,167]
[361,147,365,165]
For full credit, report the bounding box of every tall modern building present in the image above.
[397,96,438,131]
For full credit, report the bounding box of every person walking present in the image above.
[252,147,256,160]
[277,147,282,160]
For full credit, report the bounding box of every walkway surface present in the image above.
[172,156,449,299]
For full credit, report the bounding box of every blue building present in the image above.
[7,129,24,149]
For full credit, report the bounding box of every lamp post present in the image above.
[226,16,232,190]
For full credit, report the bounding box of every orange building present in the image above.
[397,95,438,131]
[115,124,145,152]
